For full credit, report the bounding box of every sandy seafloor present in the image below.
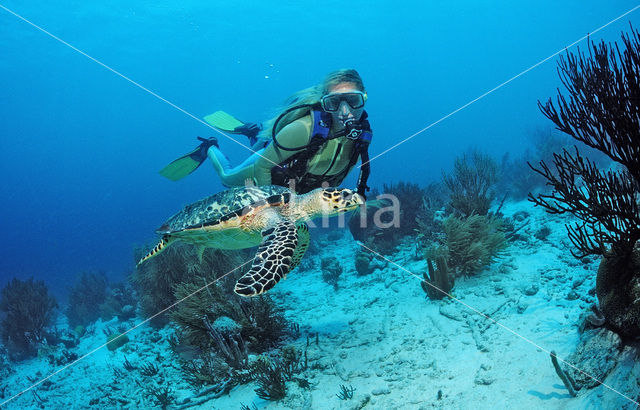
[2,199,639,409]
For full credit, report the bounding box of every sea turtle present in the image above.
[138,186,363,296]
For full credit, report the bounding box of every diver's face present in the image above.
[326,82,365,127]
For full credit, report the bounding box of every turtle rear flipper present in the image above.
[137,235,175,266]
[234,221,298,297]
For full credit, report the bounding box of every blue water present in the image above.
[0,0,637,299]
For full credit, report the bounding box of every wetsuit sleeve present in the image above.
[206,118,311,187]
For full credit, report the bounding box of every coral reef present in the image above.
[0,346,13,382]
[0,278,57,360]
[65,271,107,327]
[382,181,430,237]
[413,154,507,284]
[529,25,640,337]
[336,384,356,400]
[170,279,239,351]
[594,249,640,338]
[497,128,571,200]
[560,328,622,391]
[251,356,287,401]
[171,278,287,355]
[204,316,248,370]
[106,333,129,352]
[164,261,295,403]
[321,257,343,289]
[249,346,306,401]
[349,182,446,255]
[348,197,398,254]
[348,198,389,242]
[44,349,78,366]
[169,274,288,401]
[442,151,499,217]
[530,148,640,258]
[99,282,137,322]
[550,351,579,397]
[237,297,288,353]
[533,225,551,241]
[178,353,228,390]
[67,273,136,327]
[354,251,374,276]
[146,385,175,409]
[429,214,507,277]
[421,255,454,300]
[132,244,249,327]
[175,335,302,402]
[415,183,448,243]
[139,362,160,377]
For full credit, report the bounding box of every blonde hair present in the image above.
[260,69,366,140]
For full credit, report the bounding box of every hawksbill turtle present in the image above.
[138,185,363,296]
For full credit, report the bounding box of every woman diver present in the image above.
[160,69,372,198]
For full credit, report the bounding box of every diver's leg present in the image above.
[207,146,233,175]
[251,138,270,151]
[235,148,267,169]
[207,146,268,187]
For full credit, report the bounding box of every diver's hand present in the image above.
[197,136,219,149]
[355,187,367,202]
[233,123,262,141]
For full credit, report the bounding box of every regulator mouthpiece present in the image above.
[343,118,363,140]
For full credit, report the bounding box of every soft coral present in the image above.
[0,278,57,360]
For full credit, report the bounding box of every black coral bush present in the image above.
[529,25,640,337]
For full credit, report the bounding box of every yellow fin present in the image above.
[159,153,204,181]
[203,111,244,132]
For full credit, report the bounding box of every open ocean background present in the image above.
[0,0,637,300]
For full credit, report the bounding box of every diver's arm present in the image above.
[356,148,371,199]
[206,117,311,187]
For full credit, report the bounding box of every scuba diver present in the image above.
[160,68,372,198]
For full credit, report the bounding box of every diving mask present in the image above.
[320,91,367,112]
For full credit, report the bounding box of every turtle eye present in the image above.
[339,190,356,203]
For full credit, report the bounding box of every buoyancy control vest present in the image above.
[270,109,372,196]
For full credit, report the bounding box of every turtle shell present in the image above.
[156,185,291,234]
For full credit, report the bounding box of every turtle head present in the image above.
[291,188,363,221]
[314,187,364,215]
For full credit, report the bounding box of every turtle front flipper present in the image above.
[290,223,310,271]
[234,221,298,297]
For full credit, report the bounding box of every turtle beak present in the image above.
[342,191,364,210]
[155,223,171,235]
